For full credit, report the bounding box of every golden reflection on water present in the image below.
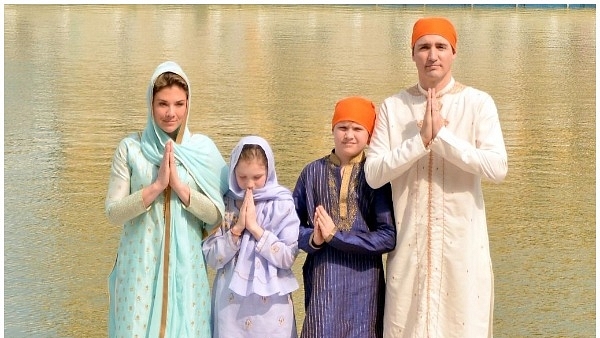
[4,5,595,337]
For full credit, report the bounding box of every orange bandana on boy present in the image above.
[331,96,376,136]
[411,17,457,51]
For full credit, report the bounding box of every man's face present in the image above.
[412,34,456,84]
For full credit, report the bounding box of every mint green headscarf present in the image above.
[141,61,228,218]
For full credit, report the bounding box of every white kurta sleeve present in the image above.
[365,99,429,189]
[430,94,508,183]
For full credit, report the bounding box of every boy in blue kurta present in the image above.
[293,96,396,338]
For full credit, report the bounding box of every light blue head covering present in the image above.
[227,135,292,202]
[141,61,228,218]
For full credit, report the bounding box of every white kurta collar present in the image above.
[417,77,456,97]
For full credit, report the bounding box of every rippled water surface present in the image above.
[4,5,595,337]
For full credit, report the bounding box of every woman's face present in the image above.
[152,85,188,135]
[234,158,267,191]
[412,34,456,86]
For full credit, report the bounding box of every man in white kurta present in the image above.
[364,17,508,338]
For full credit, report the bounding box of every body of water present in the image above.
[4,5,595,337]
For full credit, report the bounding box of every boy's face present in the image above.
[332,121,369,163]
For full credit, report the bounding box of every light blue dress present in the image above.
[105,61,228,337]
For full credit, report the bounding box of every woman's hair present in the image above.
[153,72,189,98]
[236,144,268,172]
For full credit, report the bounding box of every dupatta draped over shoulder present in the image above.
[141,61,228,215]
[107,61,228,338]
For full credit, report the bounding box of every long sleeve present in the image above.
[365,98,430,189]
[293,169,320,254]
[255,230,298,270]
[105,139,149,225]
[255,201,300,270]
[202,227,241,270]
[328,183,396,255]
[365,85,508,190]
[106,136,224,227]
[295,157,397,256]
[430,94,508,183]
[185,189,221,229]
[298,159,392,337]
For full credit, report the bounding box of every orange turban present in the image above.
[332,96,376,136]
[411,17,457,51]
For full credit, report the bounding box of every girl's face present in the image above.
[235,158,267,190]
[152,85,188,135]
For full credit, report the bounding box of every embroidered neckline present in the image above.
[407,80,465,97]
[409,80,465,129]
[325,153,362,232]
[328,150,365,166]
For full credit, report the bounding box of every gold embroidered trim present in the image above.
[411,82,465,130]
[328,151,365,166]
[326,151,363,231]
[159,187,171,338]
[406,81,465,97]
[339,165,351,220]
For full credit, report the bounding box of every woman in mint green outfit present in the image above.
[105,61,228,337]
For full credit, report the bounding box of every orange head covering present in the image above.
[331,96,376,136]
[411,17,457,52]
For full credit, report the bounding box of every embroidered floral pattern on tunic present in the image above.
[411,82,465,130]
[222,209,239,231]
[326,154,362,232]
[406,82,465,97]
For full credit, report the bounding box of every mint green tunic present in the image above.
[105,61,228,337]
